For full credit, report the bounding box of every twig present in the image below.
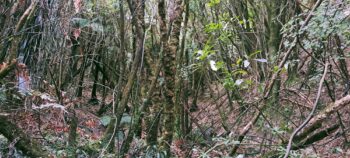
[283,62,329,158]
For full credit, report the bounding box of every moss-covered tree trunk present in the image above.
[159,0,184,154]
[144,59,163,146]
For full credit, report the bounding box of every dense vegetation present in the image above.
[1,0,350,157]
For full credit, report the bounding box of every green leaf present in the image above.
[233,70,247,75]
[216,61,224,69]
[205,23,222,33]
[248,50,262,58]
[236,58,242,65]
[245,79,253,86]
[207,0,220,7]
[273,66,280,73]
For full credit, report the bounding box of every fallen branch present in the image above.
[294,94,350,142]
[293,124,339,150]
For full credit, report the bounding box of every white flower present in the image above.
[284,62,289,70]
[235,79,244,86]
[243,60,250,68]
[209,60,218,71]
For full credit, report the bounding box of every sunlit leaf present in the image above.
[234,70,247,75]
[236,58,242,65]
[273,66,279,73]
[207,0,220,7]
[216,61,224,69]
[249,50,262,58]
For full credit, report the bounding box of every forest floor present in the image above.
[2,81,350,157]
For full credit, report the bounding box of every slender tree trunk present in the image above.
[174,0,189,138]
[76,55,88,97]
[67,109,78,157]
[90,56,100,104]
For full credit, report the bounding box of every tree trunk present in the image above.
[159,0,184,154]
